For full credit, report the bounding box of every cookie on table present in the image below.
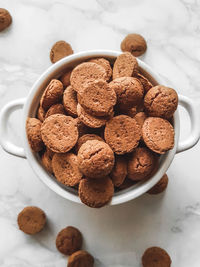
[134,112,147,129]
[142,117,174,154]
[0,8,12,32]
[148,174,169,195]
[135,73,153,93]
[37,106,46,122]
[56,226,82,255]
[50,41,73,63]
[60,69,72,87]
[68,250,94,267]
[41,149,54,174]
[79,176,114,208]
[75,134,104,153]
[52,153,82,186]
[26,118,44,152]
[63,85,78,117]
[45,103,66,119]
[89,57,112,81]
[113,52,138,79]
[110,156,127,187]
[77,140,114,178]
[17,206,46,235]
[41,114,78,153]
[40,79,64,111]
[104,115,141,154]
[142,246,171,267]
[144,85,178,119]
[121,33,147,57]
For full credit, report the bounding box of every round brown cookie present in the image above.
[68,250,94,267]
[41,149,54,173]
[40,79,64,111]
[41,114,78,153]
[113,52,138,79]
[0,8,12,32]
[144,85,178,119]
[109,77,143,109]
[17,206,46,235]
[142,247,172,267]
[26,118,44,152]
[121,34,147,57]
[37,106,46,122]
[56,226,82,255]
[110,156,127,187]
[77,104,112,128]
[74,118,90,137]
[117,177,136,190]
[50,41,73,63]
[134,112,147,129]
[45,103,66,119]
[63,85,78,117]
[78,79,116,116]
[79,176,114,208]
[104,115,141,155]
[52,153,82,186]
[70,62,107,94]
[75,134,104,152]
[125,106,137,118]
[135,73,153,93]
[148,174,169,195]
[142,117,174,154]
[89,57,112,81]
[127,147,156,181]
[77,140,114,178]
[60,69,72,87]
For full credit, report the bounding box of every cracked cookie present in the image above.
[68,250,94,267]
[121,34,147,57]
[37,106,46,122]
[142,247,171,267]
[75,134,104,153]
[63,85,78,117]
[135,73,153,93]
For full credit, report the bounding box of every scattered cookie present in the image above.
[41,114,78,153]
[75,134,104,152]
[110,156,127,187]
[142,247,171,267]
[148,174,169,194]
[60,69,72,87]
[144,85,178,119]
[78,140,114,178]
[0,8,12,32]
[79,176,114,208]
[45,103,66,119]
[40,79,64,111]
[89,57,112,81]
[134,112,147,129]
[135,73,153,93]
[17,206,46,235]
[68,250,94,267]
[26,118,44,152]
[41,149,54,173]
[142,117,174,154]
[50,41,73,63]
[56,226,82,255]
[63,85,78,117]
[121,33,147,57]
[37,106,46,122]
[104,115,141,154]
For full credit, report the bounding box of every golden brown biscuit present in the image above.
[89,57,112,81]
[144,85,178,119]
[121,34,147,57]
[77,140,114,178]
[17,206,46,235]
[37,106,46,122]
[50,41,73,63]
[68,250,94,267]
[142,117,174,154]
[0,8,12,32]
[142,247,171,267]
[134,112,147,129]
[148,174,169,194]
[56,226,82,255]
[113,52,138,79]
[63,85,78,117]
[104,115,141,155]
[135,73,153,93]
[41,114,78,153]
[26,118,44,152]
[75,134,104,152]
[41,149,54,173]
[45,103,66,119]
[78,79,116,116]
[60,69,72,87]
[110,156,127,187]
[40,79,64,111]
[79,177,114,208]
[52,153,82,186]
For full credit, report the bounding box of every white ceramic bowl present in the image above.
[0,50,200,205]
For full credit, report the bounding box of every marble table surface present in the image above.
[1,0,200,266]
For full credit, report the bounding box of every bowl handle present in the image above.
[176,95,200,153]
[0,98,26,158]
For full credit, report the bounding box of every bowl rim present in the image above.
[22,50,179,205]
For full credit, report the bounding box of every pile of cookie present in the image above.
[26,51,178,208]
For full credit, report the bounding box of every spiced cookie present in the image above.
[113,52,138,79]
[52,153,82,186]
[110,156,127,187]
[135,73,153,93]
[144,85,178,119]
[0,8,12,32]
[70,62,107,94]
[79,176,114,208]
[121,34,147,57]
[26,118,44,152]
[41,114,78,153]
[74,118,90,137]
[104,115,141,154]
[60,69,72,87]
[17,206,46,235]
[50,41,73,63]
[41,149,54,173]
[78,79,116,116]
[142,247,172,267]
[40,79,64,111]
[89,57,112,81]
[63,85,78,117]
[37,106,46,122]
[68,250,94,267]
[56,226,82,255]
[134,112,147,129]
[148,174,169,194]
[77,140,114,178]
[45,103,66,119]
[142,117,174,154]
[76,134,104,152]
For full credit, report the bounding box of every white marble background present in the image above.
[0,0,200,266]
